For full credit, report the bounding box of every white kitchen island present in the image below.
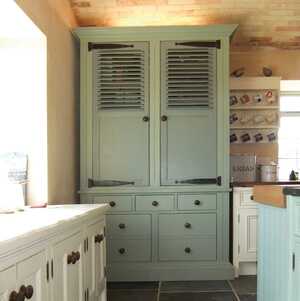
[0,204,108,301]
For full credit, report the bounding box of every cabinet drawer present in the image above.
[178,194,217,211]
[94,195,133,211]
[240,190,257,208]
[108,239,151,262]
[136,195,174,211]
[159,238,216,261]
[107,215,151,237]
[159,213,216,237]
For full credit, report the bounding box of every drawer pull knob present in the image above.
[67,254,73,264]
[9,291,18,301]
[74,251,81,262]
[194,200,201,206]
[119,248,126,254]
[119,223,126,229]
[109,201,116,207]
[184,222,191,229]
[152,201,159,207]
[24,286,34,299]
[184,247,191,254]
[250,195,254,200]
[95,234,104,243]
[161,115,168,121]
[143,116,149,122]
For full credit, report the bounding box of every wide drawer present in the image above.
[178,194,217,211]
[136,195,174,211]
[107,214,151,238]
[159,238,216,261]
[94,195,133,211]
[107,239,151,262]
[159,213,216,237]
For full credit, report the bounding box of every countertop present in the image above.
[253,184,300,208]
[231,180,300,187]
[0,204,108,254]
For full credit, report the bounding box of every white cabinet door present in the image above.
[0,266,16,301]
[16,251,48,301]
[51,231,84,301]
[239,209,258,261]
[85,220,106,301]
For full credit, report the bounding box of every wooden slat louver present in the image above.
[163,42,216,109]
[93,43,148,110]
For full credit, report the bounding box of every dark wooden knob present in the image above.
[109,201,116,207]
[95,234,104,243]
[250,195,254,200]
[74,251,80,262]
[119,248,126,254]
[184,247,191,254]
[16,293,25,301]
[67,252,77,264]
[9,291,18,301]
[67,254,73,264]
[25,286,34,299]
[152,201,159,207]
[184,222,191,229]
[194,200,201,206]
[143,116,149,122]
[161,115,168,121]
[119,223,126,229]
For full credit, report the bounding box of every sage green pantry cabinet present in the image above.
[74,25,237,281]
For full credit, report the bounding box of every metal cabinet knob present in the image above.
[109,201,116,207]
[161,115,168,122]
[119,248,126,254]
[184,222,191,229]
[194,200,201,206]
[152,201,159,207]
[119,223,126,229]
[143,116,149,122]
[184,247,191,254]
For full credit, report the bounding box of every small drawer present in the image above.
[107,214,151,238]
[240,190,257,208]
[136,195,174,211]
[94,195,132,211]
[178,194,217,211]
[159,238,216,261]
[159,213,216,237]
[107,239,151,262]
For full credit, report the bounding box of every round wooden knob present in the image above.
[119,248,126,254]
[9,291,18,301]
[161,115,168,122]
[152,201,159,207]
[67,254,73,264]
[25,286,34,299]
[143,116,149,122]
[250,195,254,200]
[184,247,191,254]
[75,251,80,262]
[95,234,104,243]
[184,222,191,229]
[109,201,116,207]
[194,200,201,206]
[119,223,126,229]
[16,289,25,301]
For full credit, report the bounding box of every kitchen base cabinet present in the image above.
[0,205,108,301]
[84,192,233,281]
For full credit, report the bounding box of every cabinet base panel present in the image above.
[107,262,234,281]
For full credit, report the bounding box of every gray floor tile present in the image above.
[230,276,257,295]
[107,281,159,290]
[239,294,257,301]
[160,292,237,301]
[161,281,232,292]
[107,289,158,301]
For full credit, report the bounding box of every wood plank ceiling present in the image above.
[69,0,300,50]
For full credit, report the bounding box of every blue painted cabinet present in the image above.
[74,25,237,281]
[257,196,300,301]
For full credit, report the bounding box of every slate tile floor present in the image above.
[107,276,257,301]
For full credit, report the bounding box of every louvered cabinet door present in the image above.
[91,42,150,187]
[160,41,218,186]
